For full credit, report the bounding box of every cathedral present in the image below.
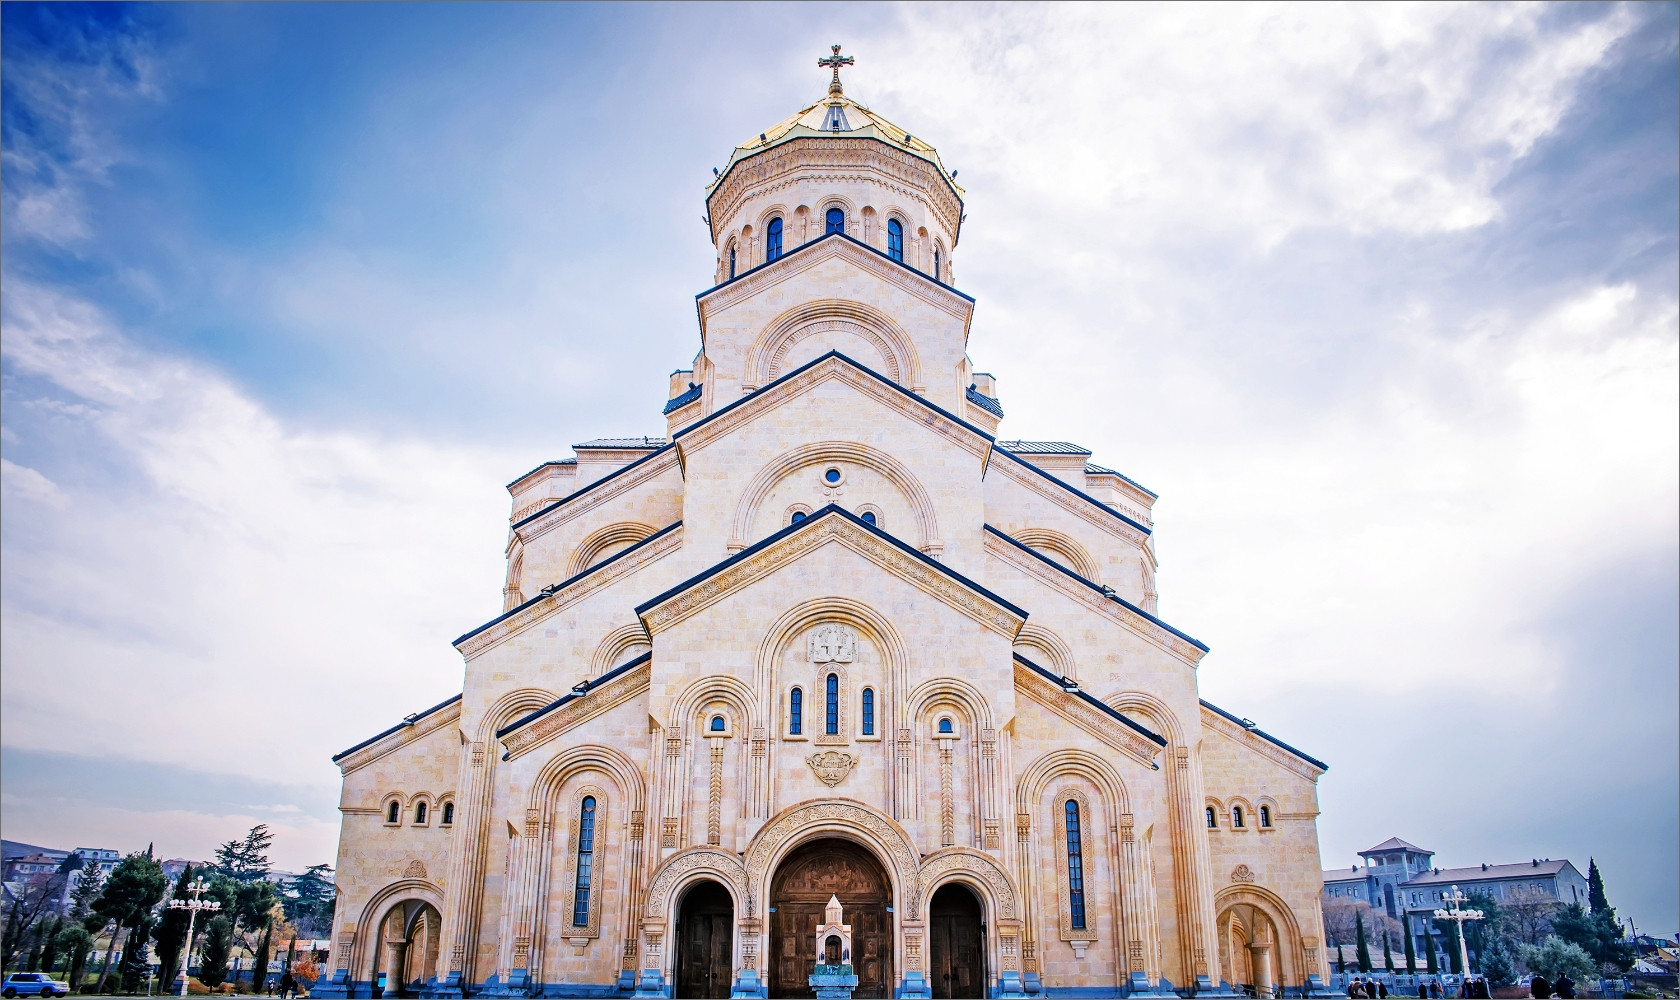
[321,48,1332,1000]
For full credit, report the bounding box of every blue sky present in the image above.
[2,3,1675,930]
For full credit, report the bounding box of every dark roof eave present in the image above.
[636,504,1025,621]
[1200,699,1328,771]
[983,525,1206,651]
[510,444,678,531]
[694,230,975,306]
[495,652,653,742]
[1012,652,1167,749]
[990,446,1152,537]
[506,460,573,491]
[332,694,463,763]
[454,521,682,647]
[672,349,994,450]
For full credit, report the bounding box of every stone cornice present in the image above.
[637,505,1026,639]
[1013,661,1162,768]
[673,351,992,463]
[697,233,974,329]
[498,659,651,762]
[512,446,681,545]
[707,137,964,246]
[1200,704,1327,782]
[987,448,1152,546]
[983,529,1208,667]
[454,524,681,660]
[335,697,462,776]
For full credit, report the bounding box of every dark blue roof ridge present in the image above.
[333,693,463,763]
[694,230,976,304]
[966,385,1004,417]
[671,349,994,449]
[663,383,703,414]
[506,460,576,490]
[636,504,1027,622]
[511,444,678,531]
[983,525,1207,652]
[1081,463,1158,499]
[1012,652,1168,749]
[496,652,653,741]
[995,440,1091,455]
[1199,699,1328,771]
[575,437,668,449]
[989,445,1152,537]
[455,521,683,647]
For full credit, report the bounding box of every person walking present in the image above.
[1378,980,1390,998]
[1531,974,1552,999]
[1553,974,1575,1000]
[1349,978,1365,998]
[1417,981,1428,999]
[279,971,296,999]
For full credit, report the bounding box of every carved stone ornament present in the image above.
[1231,864,1256,884]
[404,860,427,879]
[808,624,857,664]
[805,750,858,787]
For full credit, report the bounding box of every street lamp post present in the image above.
[1433,886,1485,980]
[167,877,222,998]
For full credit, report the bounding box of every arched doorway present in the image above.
[928,884,985,999]
[676,880,735,999]
[370,900,441,998]
[769,838,894,999]
[1220,903,1281,997]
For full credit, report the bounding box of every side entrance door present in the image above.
[928,884,985,999]
[676,881,735,999]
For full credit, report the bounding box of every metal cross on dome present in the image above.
[819,44,854,95]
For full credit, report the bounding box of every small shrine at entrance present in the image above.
[809,896,858,999]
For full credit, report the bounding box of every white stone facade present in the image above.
[324,62,1332,1000]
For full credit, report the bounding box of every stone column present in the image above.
[1249,944,1273,997]
[936,734,957,846]
[437,740,491,994]
[706,735,726,845]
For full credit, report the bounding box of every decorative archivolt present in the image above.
[526,744,646,816]
[745,300,923,392]
[1010,528,1102,583]
[752,597,910,727]
[670,673,759,733]
[904,676,995,732]
[347,878,445,981]
[590,623,653,678]
[727,439,940,552]
[1214,882,1310,982]
[1016,747,1132,821]
[565,522,660,579]
[641,847,752,922]
[917,847,1017,920]
[474,687,559,743]
[742,799,924,916]
[1102,691,1184,746]
[1012,624,1077,680]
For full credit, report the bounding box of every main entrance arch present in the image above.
[676,880,734,999]
[768,838,893,998]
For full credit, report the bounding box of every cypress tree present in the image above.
[1357,911,1373,973]
[1425,933,1439,974]
[1385,929,1396,973]
[1586,860,1609,914]
[1403,921,1417,974]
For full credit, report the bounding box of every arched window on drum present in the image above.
[766,217,784,261]
[886,218,904,262]
[826,207,845,235]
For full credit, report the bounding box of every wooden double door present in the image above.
[768,839,893,998]
[927,884,986,999]
[676,880,735,999]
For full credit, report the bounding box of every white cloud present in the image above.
[0,283,515,783]
[1,458,67,508]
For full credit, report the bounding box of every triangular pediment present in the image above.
[635,505,1026,638]
[673,350,993,463]
[696,231,973,330]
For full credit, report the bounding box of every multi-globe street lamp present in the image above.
[166,877,222,997]
[1433,885,1485,980]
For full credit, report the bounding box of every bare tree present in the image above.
[1504,887,1559,948]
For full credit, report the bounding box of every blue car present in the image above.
[2,974,69,998]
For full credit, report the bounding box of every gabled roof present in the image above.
[575,437,667,449]
[1402,860,1578,887]
[996,440,1091,455]
[984,524,1204,650]
[496,651,652,740]
[332,693,462,763]
[636,503,1026,633]
[1012,652,1166,747]
[696,229,975,305]
[510,444,678,531]
[671,349,993,457]
[1362,837,1433,856]
[455,522,682,647]
[506,459,575,491]
[1082,462,1158,499]
[1200,700,1329,772]
[989,444,1152,537]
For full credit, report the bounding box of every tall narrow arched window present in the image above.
[1064,801,1087,930]
[1259,805,1272,828]
[887,219,904,262]
[414,802,427,824]
[933,247,942,281]
[826,207,845,234]
[766,217,784,261]
[1232,806,1245,828]
[572,796,596,926]
[387,801,400,824]
[441,802,454,825]
[728,244,737,278]
[861,688,875,735]
[825,674,839,735]
[789,688,803,735]
[1206,806,1217,829]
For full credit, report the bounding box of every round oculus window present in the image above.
[824,468,842,484]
